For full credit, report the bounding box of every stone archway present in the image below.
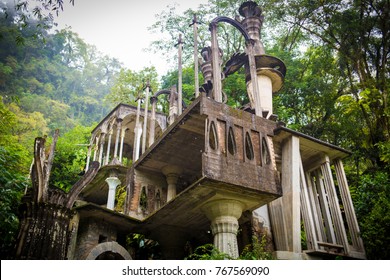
[86,241,132,260]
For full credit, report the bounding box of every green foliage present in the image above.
[49,124,95,192]
[105,67,159,106]
[0,147,29,258]
[239,235,274,260]
[186,243,232,260]
[0,98,30,257]
[187,235,273,260]
[351,171,390,259]
[126,234,161,260]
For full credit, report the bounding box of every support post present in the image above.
[105,176,121,210]
[149,96,157,147]
[192,14,200,98]
[98,133,105,166]
[246,41,262,117]
[105,131,112,165]
[133,97,142,161]
[85,144,92,171]
[281,135,301,253]
[210,23,222,102]
[202,199,244,259]
[162,165,182,202]
[142,83,150,154]
[119,129,125,163]
[177,34,183,115]
[113,119,122,159]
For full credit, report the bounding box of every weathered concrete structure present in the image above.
[15,1,365,260]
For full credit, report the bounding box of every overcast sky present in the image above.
[55,0,209,76]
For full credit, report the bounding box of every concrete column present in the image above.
[98,133,106,166]
[85,144,92,171]
[257,75,273,118]
[246,42,262,117]
[133,124,142,162]
[177,34,183,115]
[113,119,122,159]
[105,131,113,165]
[105,176,121,210]
[162,165,182,202]
[281,135,301,253]
[142,84,150,154]
[210,23,222,102]
[93,137,99,161]
[133,97,142,161]
[119,129,126,162]
[149,97,157,147]
[202,199,244,259]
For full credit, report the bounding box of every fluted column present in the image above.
[202,199,244,259]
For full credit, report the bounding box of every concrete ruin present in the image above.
[15,1,365,260]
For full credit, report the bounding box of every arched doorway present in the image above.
[86,241,132,260]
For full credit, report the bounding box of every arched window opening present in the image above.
[227,126,236,155]
[140,187,148,211]
[245,132,254,160]
[209,121,218,150]
[262,137,271,165]
[155,189,161,210]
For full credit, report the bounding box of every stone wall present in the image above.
[74,218,118,259]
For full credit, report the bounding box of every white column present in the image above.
[193,14,199,98]
[85,144,92,171]
[119,129,126,162]
[149,97,156,147]
[93,137,99,161]
[113,119,122,159]
[98,133,105,166]
[105,176,121,210]
[133,125,142,162]
[133,98,142,161]
[105,131,113,165]
[177,34,183,115]
[257,75,273,118]
[202,199,244,259]
[142,84,150,154]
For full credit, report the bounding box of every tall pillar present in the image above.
[105,176,121,210]
[98,133,106,166]
[113,119,122,159]
[210,22,222,102]
[177,34,183,115]
[162,165,182,202]
[142,83,150,154]
[93,137,99,161]
[105,131,113,165]
[281,135,301,253]
[149,96,157,147]
[119,129,126,162]
[202,199,244,259]
[85,144,92,171]
[133,97,143,161]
